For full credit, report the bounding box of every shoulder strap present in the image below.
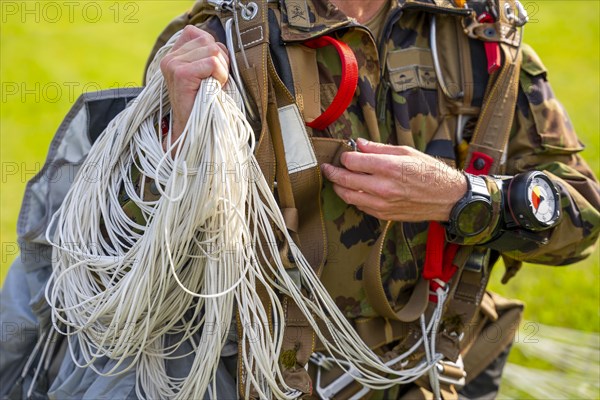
[222,2,327,396]
[464,30,523,174]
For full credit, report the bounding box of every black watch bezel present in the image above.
[447,174,493,238]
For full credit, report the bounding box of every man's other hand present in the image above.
[321,139,467,222]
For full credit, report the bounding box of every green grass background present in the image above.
[1,0,598,396]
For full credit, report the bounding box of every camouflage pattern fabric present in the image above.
[135,0,599,322]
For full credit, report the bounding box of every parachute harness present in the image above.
[46,30,448,399]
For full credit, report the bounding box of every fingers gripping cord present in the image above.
[46,30,443,400]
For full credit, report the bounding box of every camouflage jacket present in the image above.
[142,0,600,319]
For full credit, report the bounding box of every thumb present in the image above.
[356,138,412,156]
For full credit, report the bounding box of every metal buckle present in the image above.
[504,0,528,27]
[436,356,467,389]
[207,0,234,11]
[309,352,368,400]
[208,0,259,21]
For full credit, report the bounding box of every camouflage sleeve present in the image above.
[451,43,600,265]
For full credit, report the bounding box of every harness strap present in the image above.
[264,32,329,397]
[286,44,321,128]
[363,221,429,322]
[212,2,278,398]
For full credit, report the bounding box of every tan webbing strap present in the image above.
[401,383,458,400]
[286,44,321,126]
[280,297,315,394]
[266,58,327,395]
[312,137,356,168]
[354,316,411,350]
[215,2,276,398]
[427,9,523,359]
[449,0,523,350]
[464,1,523,174]
[267,78,299,233]
[266,56,327,273]
[221,3,325,393]
[434,34,523,371]
[363,221,429,322]
[440,1,524,382]
[363,0,523,330]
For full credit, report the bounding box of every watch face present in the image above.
[527,175,557,225]
[457,199,493,236]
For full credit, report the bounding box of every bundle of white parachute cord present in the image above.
[45,29,449,399]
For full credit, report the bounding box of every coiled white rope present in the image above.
[46,30,444,399]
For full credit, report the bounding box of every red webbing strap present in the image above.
[424,157,491,299]
[303,35,358,130]
[423,222,445,282]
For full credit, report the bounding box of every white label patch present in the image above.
[278,104,317,174]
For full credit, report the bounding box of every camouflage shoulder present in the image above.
[520,42,548,78]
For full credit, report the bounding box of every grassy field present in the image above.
[1,0,598,397]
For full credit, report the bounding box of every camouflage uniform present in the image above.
[145,0,600,319]
[135,0,600,396]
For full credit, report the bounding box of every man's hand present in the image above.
[321,139,467,222]
[160,25,230,140]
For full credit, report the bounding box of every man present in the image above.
[1,0,599,399]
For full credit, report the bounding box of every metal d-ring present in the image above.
[504,0,528,27]
[240,1,258,20]
[207,0,258,21]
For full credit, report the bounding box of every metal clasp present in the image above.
[309,352,370,400]
[436,356,467,389]
[208,0,258,21]
[208,0,234,11]
[504,0,528,27]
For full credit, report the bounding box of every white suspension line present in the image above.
[46,30,443,399]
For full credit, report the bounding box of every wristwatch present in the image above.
[446,174,493,237]
[504,171,561,230]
